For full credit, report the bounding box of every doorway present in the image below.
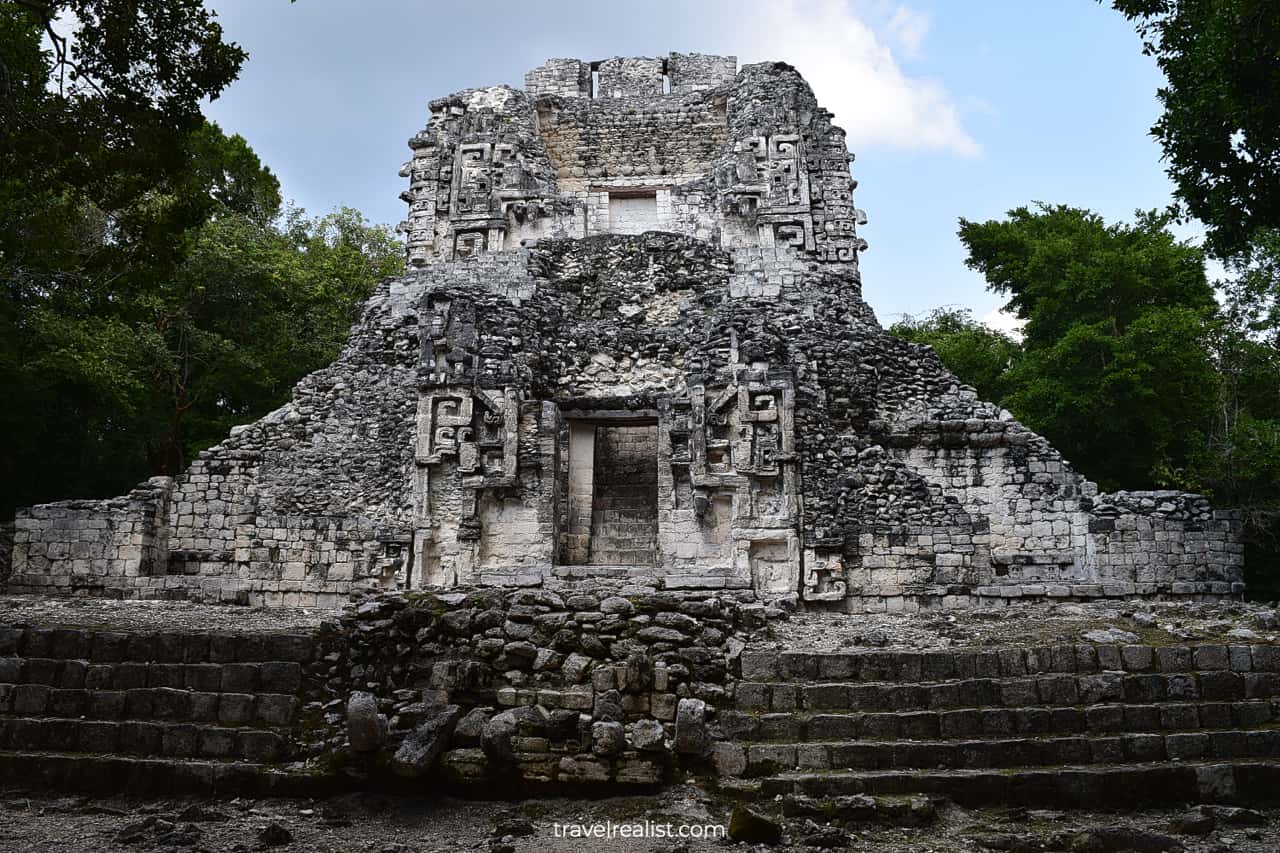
[563,420,659,566]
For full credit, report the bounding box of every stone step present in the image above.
[590,515,653,528]
[593,504,660,517]
[0,750,335,796]
[592,515,658,529]
[737,727,1280,775]
[590,551,658,565]
[0,716,292,762]
[723,700,1279,742]
[591,536,657,549]
[0,657,305,693]
[593,528,655,538]
[588,549,657,566]
[588,550,655,559]
[592,501,655,513]
[593,488,656,502]
[0,684,298,726]
[0,627,316,665]
[732,672,1280,713]
[591,507,655,522]
[591,540,658,555]
[744,760,1280,809]
[738,645,1280,684]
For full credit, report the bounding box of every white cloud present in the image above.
[982,307,1025,339]
[886,4,930,58]
[729,0,979,157]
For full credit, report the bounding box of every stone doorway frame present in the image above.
[557,408,661,568]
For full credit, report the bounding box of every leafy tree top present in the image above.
[958,203,1214,351]
[1112,0,1280,256]
[958,203,1217,490]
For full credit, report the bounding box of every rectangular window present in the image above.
[608,190,660,235]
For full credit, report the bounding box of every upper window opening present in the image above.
[608,189,660,235]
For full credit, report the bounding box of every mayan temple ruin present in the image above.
[5,55,1280,828]
[2,53,1246,610]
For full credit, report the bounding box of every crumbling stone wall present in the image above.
[310,585,774,787]
[2,53,1245,609]
[535,94,728,194]
[9,478,173,599]
[523,58,591,99]
[667,53,738,94]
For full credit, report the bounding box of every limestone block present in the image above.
[347,691,387,752]
[673,697,709,755]
[392,705,463,778]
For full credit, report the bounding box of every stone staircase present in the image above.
[717,644,1280,808]
[0,625,330,795]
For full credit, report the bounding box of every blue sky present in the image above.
[203,0,1184,331]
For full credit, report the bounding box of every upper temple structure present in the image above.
[2,54,1246,609]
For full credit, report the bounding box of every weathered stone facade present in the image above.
[2,54,1245,609]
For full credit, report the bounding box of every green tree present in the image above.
[0,1,258,508]
[887,307,1021,402]
[0,3,404,515]
[1111,0,1280,256]
[958,204,1218,490]
[151,206,403,468]
[1,199,403,515]
[1,1,249,273]
[1184,231,1280,591]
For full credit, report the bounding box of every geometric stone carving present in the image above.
[416,388,518,487]
[802,549,848,602]
[687,375,797,520]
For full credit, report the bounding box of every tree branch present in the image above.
[13,0,108,99]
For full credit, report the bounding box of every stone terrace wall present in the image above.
[5,592,1280,806]
[9,478,173,599]
[278,591,1280,806]
[719,639,1280,808]
[1088,492,1243,595]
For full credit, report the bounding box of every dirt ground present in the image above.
[765,599,1280,652]
[0,786,1277,853]
[3,595,1278,654]
[0,595,330,635]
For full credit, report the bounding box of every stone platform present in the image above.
[718,644,1280,808]
[2,591,1280,808]
[0,621,328,796]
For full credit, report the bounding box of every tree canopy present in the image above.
[1112,0,1280,256]
[957,203,1218,490]
[0,2,404,515]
